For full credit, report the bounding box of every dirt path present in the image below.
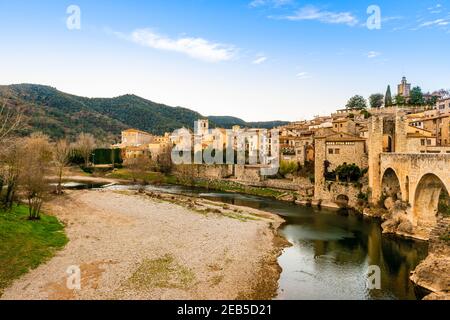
[1,189,286,300]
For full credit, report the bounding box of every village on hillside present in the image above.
[1,76,449,301]
[114,76,450,229]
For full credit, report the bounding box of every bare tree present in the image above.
[53,139,71,194]
[19,133,53,220]
[74,132,96,168]
[0,101,22,143]
[127,156,151,186]
[0,101,22,200]
[0,138,25,209]
[156,145,173,174]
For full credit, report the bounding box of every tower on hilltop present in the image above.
[397,76,411,98]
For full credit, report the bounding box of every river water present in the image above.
[81,182,428,300]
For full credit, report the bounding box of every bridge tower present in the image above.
[395,115,408,153]
[368,116,384,203]
[314,136,327,200]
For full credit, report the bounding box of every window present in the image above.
[427,139,432,145]
[421,139,425,146]
[335,148,340,154]
[328,149,334,154]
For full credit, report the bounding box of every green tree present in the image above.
[409,86,425,105]
[395,94,406,106]
[369,93,384,109]
[385,85,393,107]
[335,163,363,182]
[346,95,368,110]
[426,95,438,107]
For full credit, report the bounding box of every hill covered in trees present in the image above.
[0,84,289,142]
[207,116,288,129]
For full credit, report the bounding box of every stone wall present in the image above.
[234,165,264,183]
[315,181,364,209]
[325,142,367,170]
[173,164,234,179]
[242,176,314,195]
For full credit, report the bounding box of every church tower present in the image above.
[397,76,411,98]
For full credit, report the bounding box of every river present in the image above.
[74,182,429,300]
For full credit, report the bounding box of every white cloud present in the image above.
[283,5,358,26]
[252,55,268,64]
[419,18,449,27]
[367,51,381,58]
[296,72,311,79]
[123,28,238,63]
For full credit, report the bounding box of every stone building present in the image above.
[332,118,357,135]
[120,129,154,147]
[316,131,367,171]
[410,113,450,146]
[117,129,171,160]
[435,97,450,115]
[314,130,368,201]
[398,76,411,97]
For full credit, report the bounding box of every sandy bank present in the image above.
[1,189,287,300]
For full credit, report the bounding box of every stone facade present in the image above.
[121,129,154,146]
[234,165,264,182]
[173,164,234,179]
[314,181,365,209]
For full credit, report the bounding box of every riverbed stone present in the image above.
[381,219,399,234]
[384,197,395,211]
[397,220,413,234]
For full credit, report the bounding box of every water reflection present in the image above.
[104,183,428,300]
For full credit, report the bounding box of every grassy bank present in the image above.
[106,169,288,199]
[181,178,287,199]
[0,205,68,295]
[106,169,177,184]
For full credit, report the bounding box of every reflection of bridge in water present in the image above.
[371,153,450,239]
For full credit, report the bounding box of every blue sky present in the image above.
[0,0,449,121]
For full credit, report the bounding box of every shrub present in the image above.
[279,160,299,177]
[334,163,363,182]
[357,191,369,202]
[80,166,94,174]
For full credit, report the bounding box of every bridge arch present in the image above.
[381,168,403,201]
[413,173,449,235]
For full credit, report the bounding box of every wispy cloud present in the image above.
[296,72,311,79]
[419,18,449,27]
[367,51,381,58]
[281,5,358,26]
[252,55,268,64]
[116,28,238,63]
[382,16,404,23]
[428,4,443,14]
[249,0,293,8]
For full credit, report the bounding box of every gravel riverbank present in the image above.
[1,189,287,300]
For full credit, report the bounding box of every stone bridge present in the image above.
[373,153,450,238]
